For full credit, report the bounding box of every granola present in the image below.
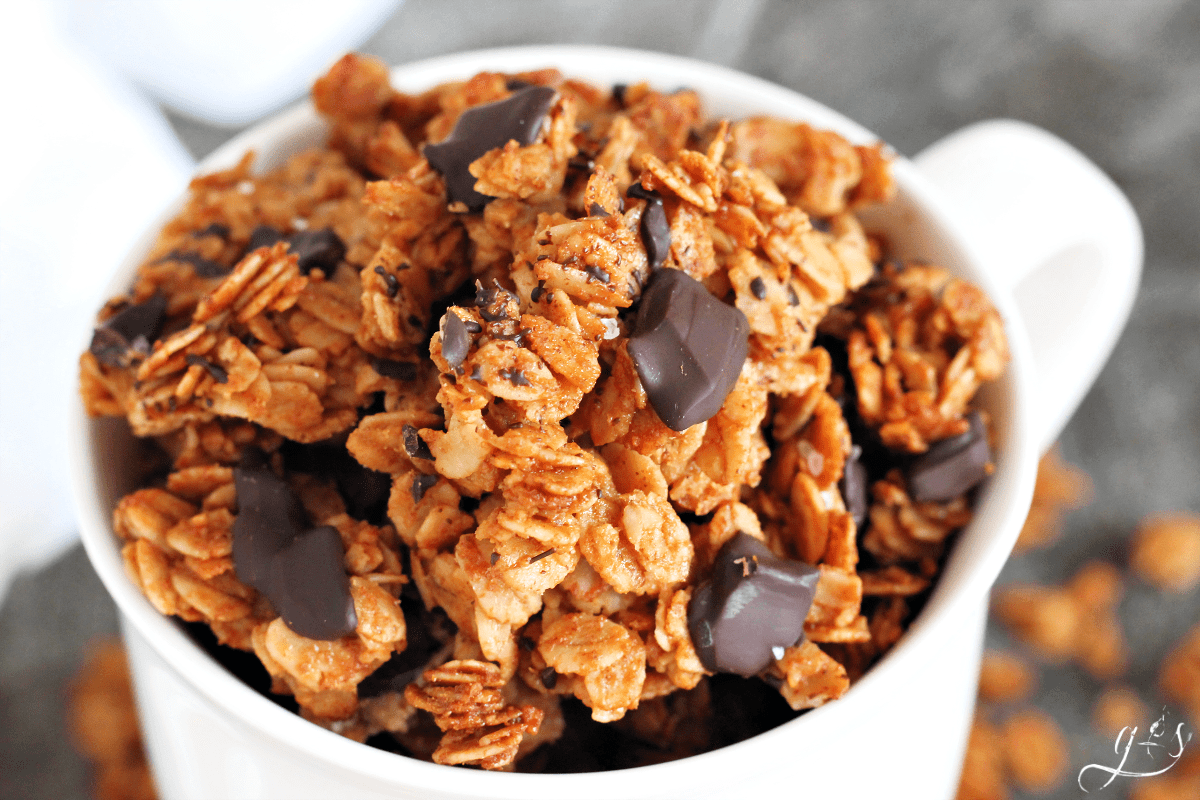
[82,53,1008,769]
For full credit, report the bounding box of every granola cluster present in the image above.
[82,53,1008,770]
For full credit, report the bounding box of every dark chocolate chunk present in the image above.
[423,85,558,212]
[440,312,473,368]
[89,292,168,367]
[500,368,530,386]
[786,284,800,307]
[749,277,767,300]
[232,466,357,640]
[271,525,359,640]
[566,154,595,175]
[402,423,433,460]
[540,667,558,689]
[193,222,231,239]
[287,228,345,275]
[686,532,820,677]
[185,354,228,384]
[247,224,284,252]
[627,182,671,270]
[611,83,628,107]
[155,250,228,278]
[627,269,749,431]
[370,357,417,381]
[811,217,832,234]
[906,411,991,502]
[585,264,611,284]
[588,202,610,218]
[505,78,532,91]
[840,444,869,528]
[374,265,400,298]
[411,473,439,503]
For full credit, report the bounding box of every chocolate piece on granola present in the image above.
[156,249,230,277]
[232,465,357,640]
[687,532,820,677]
[247,224,284,252]
[628,268,749,431]
[840,444,868,527]
[440,311,474,368]
[371,357,418,381]
[287,228,346,275]
[906,410,991,502]
[627,182,670,271]
[402,423,434,460]
[423,85,558,211]
[272,524,358,640]
[89,291,168,367]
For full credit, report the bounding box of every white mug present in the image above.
[71,45,1142,800]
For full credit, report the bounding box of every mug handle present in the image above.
[912,119,1143,454]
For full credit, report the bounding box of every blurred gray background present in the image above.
[3,1,1198,798]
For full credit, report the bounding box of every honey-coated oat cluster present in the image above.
[81,53,1009,770]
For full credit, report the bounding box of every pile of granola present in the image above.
[80,53,1008,770]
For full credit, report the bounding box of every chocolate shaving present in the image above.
[374,266,400,298]
[627,182,671,271]
[540,667,558,689]
[787,284,800,306]
[402,423,434,461]
[370,358,418,381]
[441,312,473,368]
[749,277,767,300]
[247,225,284,252]
[411,473,439,503]
[529,548,555,563]
[184,354,228,384]
[499,368,530,387]
[89,292,168,367]
[585,264,611,284]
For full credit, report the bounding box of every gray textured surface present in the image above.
[4,1,1199,798]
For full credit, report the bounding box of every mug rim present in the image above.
[71,43,1038,795]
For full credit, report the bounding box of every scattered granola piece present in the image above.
[1091,685,1148,737]
[977,650,1037,705]
[1013,447,1092,553]
[955,714,1008,800]
[1130,513,1200,593]
[1160,622,1200,726]
[1000,708,1069,794]
[67,640,159,800]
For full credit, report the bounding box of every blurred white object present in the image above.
[0,0,193,601]
[64,0,402,126]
